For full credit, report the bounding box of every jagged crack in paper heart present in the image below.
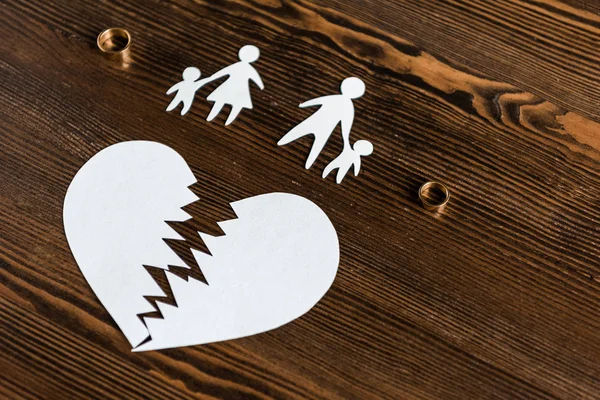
[64,141,340,351]
[136,193,339,351]
[64,141,199,347]
[139,185,240,322]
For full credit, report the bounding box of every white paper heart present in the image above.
[63,141,339,351]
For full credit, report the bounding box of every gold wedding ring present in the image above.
[419,181,450,211]
[97,28,131,59]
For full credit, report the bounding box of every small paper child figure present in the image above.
[203,45,264,125]
[166,67,210,116]
[278,77,365,169]
[322,140,373,184]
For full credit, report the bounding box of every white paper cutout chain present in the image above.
[278,77,373,184]
[166,46,372,183]
[166,45,264,125]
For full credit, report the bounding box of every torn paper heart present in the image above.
[63,141,339,351]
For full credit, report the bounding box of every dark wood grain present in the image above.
[1,0,599,399]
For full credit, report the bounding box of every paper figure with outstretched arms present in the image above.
[204,45,264,125]
[278,77,373,183]
[165,67,211,116]
[165,45,264,125]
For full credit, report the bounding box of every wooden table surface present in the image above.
[2,1,599,399]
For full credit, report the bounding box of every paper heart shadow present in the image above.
[63,141,339,351]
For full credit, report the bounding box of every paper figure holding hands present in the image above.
[322,139,373,184]
[278,77,372,183]
[166,67,210,116]
[203,45,265,125]
[165,45,264,124]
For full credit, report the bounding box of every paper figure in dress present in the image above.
[165,45,264,124]
[203,45,264,125]
[278,77,372,183]
[165,67,211,116]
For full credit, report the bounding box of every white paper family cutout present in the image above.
[278,77,373,184]
[165,44,371,183]
[166,45,264,125]
[63,141,339,351]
